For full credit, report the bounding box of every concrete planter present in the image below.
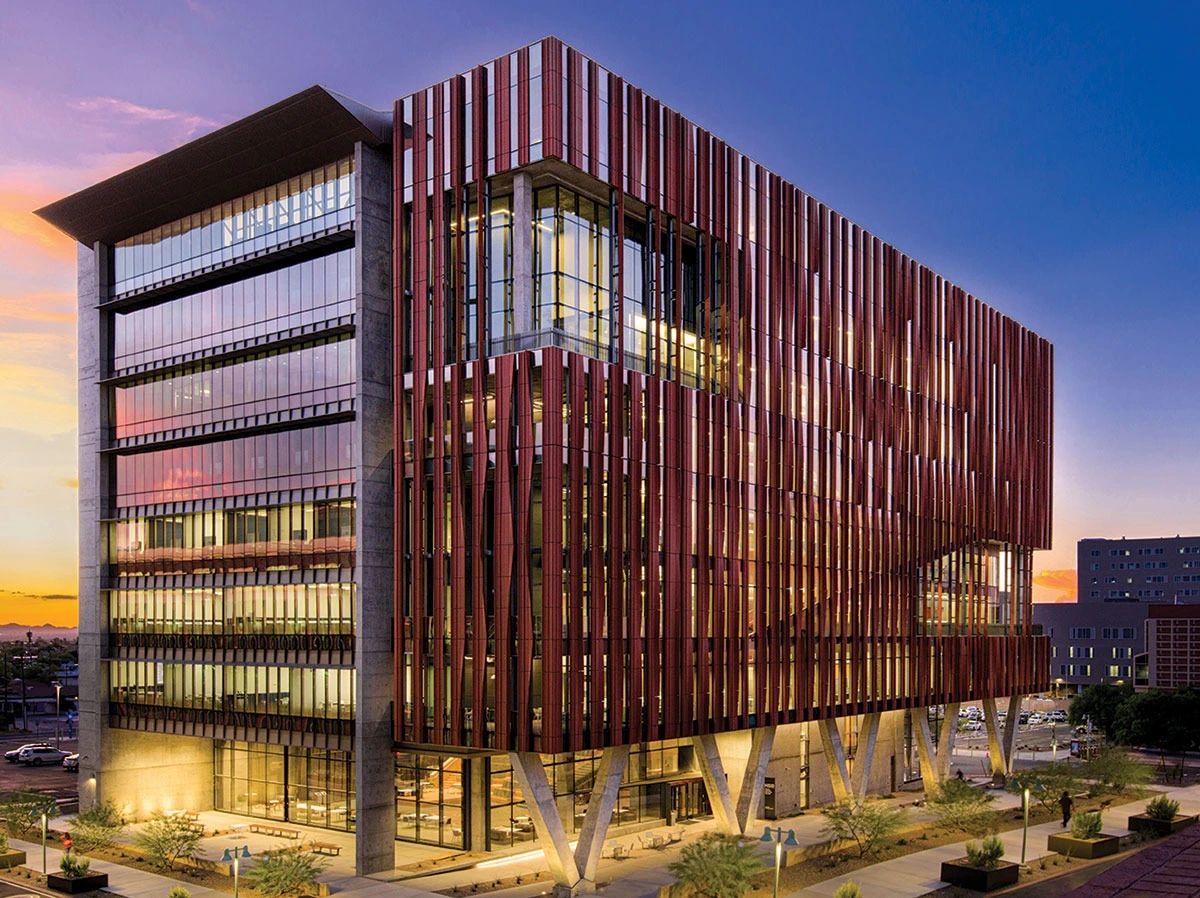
[940,859,1020,892]
[0,848,27,869]
[47,871,110,893]
[1047,833,1119,859]
[1127,813,1198,838]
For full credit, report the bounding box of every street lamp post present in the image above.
[53,682,62,748]
[759,826,799,898]
[223,845,252,898]
[1020,787,1030,866]
[41,811,48,874]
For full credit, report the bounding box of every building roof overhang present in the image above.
[35,85,392,246]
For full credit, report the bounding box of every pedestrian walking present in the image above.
[1060,790,1073,827]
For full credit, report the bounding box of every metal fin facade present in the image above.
[395,38,1052,754]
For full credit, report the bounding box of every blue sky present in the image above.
[1,0,1197,618]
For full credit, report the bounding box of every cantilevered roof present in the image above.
[36,85,392,246]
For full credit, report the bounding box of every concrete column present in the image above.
[936,703,960,780]
[912,709,939,787]
[575,746,629,884]
[982,696,1021,778]
[77,241,104,809]
[734,727,775,833]
[353,141,397,875]
[817,718,853,804]
[509,752,578,892]
[692,734,740,835]
[850,713,882,802]
[511,171,534,340]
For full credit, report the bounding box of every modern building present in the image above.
[38,38,1052,887]
[1136,605,1200,690]
[1035,535,1200,693]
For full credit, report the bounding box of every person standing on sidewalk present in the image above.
[1060,790,1074,827]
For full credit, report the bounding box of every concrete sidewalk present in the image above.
[9,781,1200,898]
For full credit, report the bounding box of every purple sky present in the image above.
[1,0,1197,620]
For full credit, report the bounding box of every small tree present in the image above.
[0,791,58,836]
[133,813,202,871]
[667,834,764,898]
[820,799,908,858]
[243,849,330,898]
[70,799,126,853]
[926,778,996,836]
[1085,746,1152,795]
[1011,763,1082,814]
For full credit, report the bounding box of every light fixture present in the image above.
[760,826,799,898]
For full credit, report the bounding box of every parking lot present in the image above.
[949,700,1079,751]
[0,732,79,799]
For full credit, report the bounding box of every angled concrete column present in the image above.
[850,713,881,802]
[936,703,960,780]
[1002,696,1021,767]
[912,709,939,787]
[734,727,775,833]
[982,696,1022,777]
[509,752,579,890]
[692,734,740,835]
[512,171,534,340]
[818,719,853,804]
[575,746,629,884]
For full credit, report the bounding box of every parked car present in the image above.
[62,753,80,771]
[18,746,70,766]
[1048,709,1068,722]
[4,742,52,763]
[962,720,984,732]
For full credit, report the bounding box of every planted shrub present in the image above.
[926,778,996,836]
[0,791,58,836]
[964,835,1005,868]
[1146,796,1181,821]
[820,799,908,858]
[666,835,764,898]
[1070,811,1103,839]
[244,849,330,898]
[70,799,126,853]
[0,832,8,852]
[832,882,862,898]
[1086,747,1152,795]
[168,888,191,898]
[59,853,92,877]
[133,813,203,871]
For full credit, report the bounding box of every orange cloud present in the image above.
[1032,568,1077,604]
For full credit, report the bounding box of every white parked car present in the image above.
[18,746,70,766]
[4,742,51,763]
[62,753,80,771]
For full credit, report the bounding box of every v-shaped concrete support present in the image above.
[693,727,777,835]
[818,718,854,804]
[914,702,960,786]
[982,696,1021,777]
[508,746,630,896]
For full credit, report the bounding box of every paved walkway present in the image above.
[9,781,1200,898]
[1065,821,1200,897]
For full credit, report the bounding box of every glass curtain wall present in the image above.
[214,741,356,832]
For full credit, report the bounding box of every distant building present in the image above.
[1034,535,1200,693]
[1137,605,1200,690]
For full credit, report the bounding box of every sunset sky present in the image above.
[2,1,1197,626]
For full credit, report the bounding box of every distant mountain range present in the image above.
[0,624,78,642]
